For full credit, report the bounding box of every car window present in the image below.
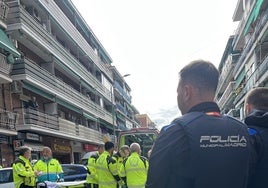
[0,169,13,183]
[62,166,77,176]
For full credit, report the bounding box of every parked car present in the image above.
[62,164,88,181]
[0,167,14,188]
[81,151,98,165]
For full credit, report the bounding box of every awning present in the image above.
[243,0,264,35]
[0,29,20,58]
[24,142,44,151]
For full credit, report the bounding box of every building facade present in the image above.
[0,0,137,166]
[216,0,268,119]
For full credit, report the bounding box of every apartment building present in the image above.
[135,114,157,129]
[216,0,268,119]
[0,0,137,166]
[109,66,140,133]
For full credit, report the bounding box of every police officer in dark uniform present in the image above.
[245,87,268,188]
[146,60,252,188]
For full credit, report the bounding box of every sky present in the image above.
[71,0,239,129]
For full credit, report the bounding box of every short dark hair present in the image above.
[179,60,219,92]
[104,141,114,151]
[19,146,31,156]
[245,87,268,110]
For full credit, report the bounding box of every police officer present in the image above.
[146,60,252,188]
[245,87,268,188]
[34,146,63,185]
[12,146,39,188]
[86,144,105,188]
[120,143,148,188]
[96,141,120,188]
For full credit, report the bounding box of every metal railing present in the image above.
[11,58,113,124]
[0,53,11,75]
[7,3,112,101]
[0,0,9,21]
[0,108,17,130]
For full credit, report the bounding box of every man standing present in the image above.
[120,143,148,188]
[146,60,251,188]
[96,141,120,188]
[86,144,105,188]
[34,147,63,185]
[244,87,268,188]
[12,146,39,188]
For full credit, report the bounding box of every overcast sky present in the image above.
[72,0,239,129]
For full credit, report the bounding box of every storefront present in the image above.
[43,136,72,164]
[0,135,13,167]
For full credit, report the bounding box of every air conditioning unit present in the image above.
[11,81,23,94]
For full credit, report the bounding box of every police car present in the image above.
[0,167,14,188]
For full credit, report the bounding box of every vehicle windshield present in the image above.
[118,132,157,157]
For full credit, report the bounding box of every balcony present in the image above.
[218,81,235,109]
[0,53,12,83]
[7,3,111,101]
[0,0,8,28]
[114,81,131,103]
[37,0,112,79]
[233,7,268,78]
[0,108,17,135]
[11,58,113,124]
[14,108,104,144]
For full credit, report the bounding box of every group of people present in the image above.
[11,59,268,188]
[12,146,63,188]
[85,142,149,188]
[146,60,268,188]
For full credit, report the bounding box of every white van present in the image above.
[0,167,14,188]
[81,151,98,165]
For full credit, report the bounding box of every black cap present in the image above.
[105,141,114,150]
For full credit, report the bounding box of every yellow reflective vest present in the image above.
[119,152,149,188]
[86,153,99,184]
[12,156,36,188]
[96,151,118,188]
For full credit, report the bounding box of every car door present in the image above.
[0,168,14,188]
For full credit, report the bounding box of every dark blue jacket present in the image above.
[146,102,251,188]
[247,109,268,188]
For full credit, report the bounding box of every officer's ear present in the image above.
[244,103,253,116]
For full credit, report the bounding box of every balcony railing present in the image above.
[14,107,104,143]
[0,0,9,22]
[114,81,131,103]
[233,8,268,77]
[218,81,235,109]
[7,3,111,101]
[15,108,59,130]
[38,0,113,79]
[0,109,17,130]
[233,56,268,104]
[11,58,113,124]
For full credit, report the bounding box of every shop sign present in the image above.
[0,135,8,143]
[53,144,71,153]
[83,144,98,151]
[26,133,40,141]
[13,140,24,150]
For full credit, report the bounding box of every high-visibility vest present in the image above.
[96,151,118,188]
[86,153,99,184]
[120,152,148,188]
[12,156,36,188]
[34,158,63,183]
